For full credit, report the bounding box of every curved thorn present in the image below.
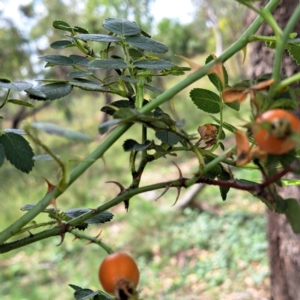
[172,161,183,179]
[56,233,66,247]
[106,181,126,193]
[153,184,172,202]
[171,186,182,207]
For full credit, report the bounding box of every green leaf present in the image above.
[205,55,228,91]
[31,83,73,101]
[0,80,32,91]
[67,71,92,78]
[0,143,5,167]
[103,18,141,36]
[70,79,105,91]
[31,122,92,142]
[285,199,300,233]
[0,132,34,173]
[144,84,163,94]
[209,115,238,133]
[190,88,222,113]
[123,139,152,151]
[101,100,134,115]
[74,26,89,34]
[88,59,127,70]
[74,289,98,300]
[218,168,231,201]
[7,99,34,108]
[99,119,121,134]
[52,20,73,32]
[128,48,144,60]
[69,284,82,291]
[64,208,113,224]
[133,59,173,69]
[39,55,73,66]
[225,100,240,111]
[119,75,139,83]
[74,34,121,43]
[126,36,168,53]
[69,55,90,67]
[155,130,181,145]
[50,40,74,49]
[25,88,47,100]
[287,44,300,65]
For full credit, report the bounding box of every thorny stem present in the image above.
[0,0,280,246]
[70,229,114,254]
[0,160,294,253]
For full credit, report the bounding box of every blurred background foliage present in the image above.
[0,1,270,299]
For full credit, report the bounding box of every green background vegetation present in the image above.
[0,1,270,299]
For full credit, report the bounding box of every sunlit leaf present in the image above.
[31,83,73,101]
[126,36,168,53]
[103,18,141,36]
[31,122,92,142]
[74,33,121,43]
[50,40,74,49]
[88,59,127,70]
[133,59,173,69]
[0,80,32,91]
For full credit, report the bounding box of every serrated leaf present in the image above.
[190,88,221,114]
[126,36,168,53]
[69,55,90,67]
[7,99,34,108]
[133,59,173,69]
[0,80,32,91]
[74,289,98,300]
[285,199,300,233]
[69,284,83,291]
[52,20,73,32]
[67,71,92,78]
[64,208,114,224]
[74,34,121,43]
[123,139,152,151]
[70,79,105,91]
[103,18,141,36]
[50,40,74,49]
[88,59,127,70]
[31,122,92,142]
[288,44,300,65]
[128,48,144,60]
[32,83,73,101]
[155,130,181,145]
[39,55,73,66]
[225,100,240,111]
[0,132,34,173]
[25,88,47,100]
[0,143,5,167]
[99,119,121,134]
[101,100,134,115]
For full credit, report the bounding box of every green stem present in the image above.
[0,0,279,246]
[275,72,300,92]
[0,89,11,109]
[271,3,300,89]
[70,229,114,254]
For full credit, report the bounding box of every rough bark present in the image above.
[246,1,300,299]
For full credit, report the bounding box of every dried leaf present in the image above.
[235,131,251,166]
[222,88,249,103]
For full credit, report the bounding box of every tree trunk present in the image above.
[246,1,300,299]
